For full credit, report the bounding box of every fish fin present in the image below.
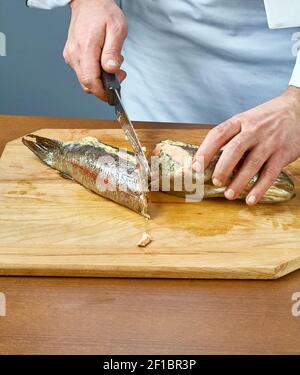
[59,172,74,180]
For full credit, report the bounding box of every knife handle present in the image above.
[102,71,121,106]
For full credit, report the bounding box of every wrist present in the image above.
[70,0,82,10]
[70,0,113,8]
[284,86,300,102]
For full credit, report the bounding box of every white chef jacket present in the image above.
[27,0,300,123]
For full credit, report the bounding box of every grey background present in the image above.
[0,1,114,119]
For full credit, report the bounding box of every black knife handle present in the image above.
[102,71,121,106]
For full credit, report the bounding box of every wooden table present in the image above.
[0,115,299,355]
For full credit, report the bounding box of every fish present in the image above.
[22,134,149,217]
[137,232,152,247]
[151,140,296,203]
[23,135,295,214]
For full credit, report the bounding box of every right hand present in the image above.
[63,0,128,101]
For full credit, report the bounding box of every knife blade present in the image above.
[102,71,151,179]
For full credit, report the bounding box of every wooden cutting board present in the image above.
[0,128,300,279]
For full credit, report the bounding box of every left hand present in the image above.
[193,86,300,205]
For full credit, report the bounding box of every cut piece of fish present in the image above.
[23,134,149,217]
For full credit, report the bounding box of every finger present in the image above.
[193,118,241,171]
[101,21,127,73]
[80,83,92,94]
[245,154,283,205]
[224,145,271,200]
[211,132,256,188]
[116,69,127,83]
[63,43,80,69]
[64,50,93,95]
[78,51,107,101]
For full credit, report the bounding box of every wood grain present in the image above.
[0,126,300,279]
[0,274,300,354]
[0,115,299,355]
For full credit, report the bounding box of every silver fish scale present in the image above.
[22,135,149,218]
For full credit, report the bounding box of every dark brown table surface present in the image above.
[0,115,299,355]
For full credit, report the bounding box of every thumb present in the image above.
[101,22,127,73]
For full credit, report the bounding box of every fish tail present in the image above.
[22,134,63,166]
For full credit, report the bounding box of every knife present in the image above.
[102,71,151,179]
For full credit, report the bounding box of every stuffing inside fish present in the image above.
[22,134,149,217]
[151,140,296,203]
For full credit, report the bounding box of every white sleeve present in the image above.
[290,53,300,87]
[264,0,300,29]
[27,0,71,9]
[263,1,300,88]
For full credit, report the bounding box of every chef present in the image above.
[27,0,300,205]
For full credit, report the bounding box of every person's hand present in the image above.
[193,86,300,205]
[63,0,128,101]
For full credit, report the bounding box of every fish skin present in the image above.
[23,135,296,216]
[22,134,149,217]
[152,140,296,203]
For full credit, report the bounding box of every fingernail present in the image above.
[212,178,223,187]
[192,161,202,172]
[81,85,91,93]
[106,59,120,68]
[247,195,257,205]
[225,188,235,200]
